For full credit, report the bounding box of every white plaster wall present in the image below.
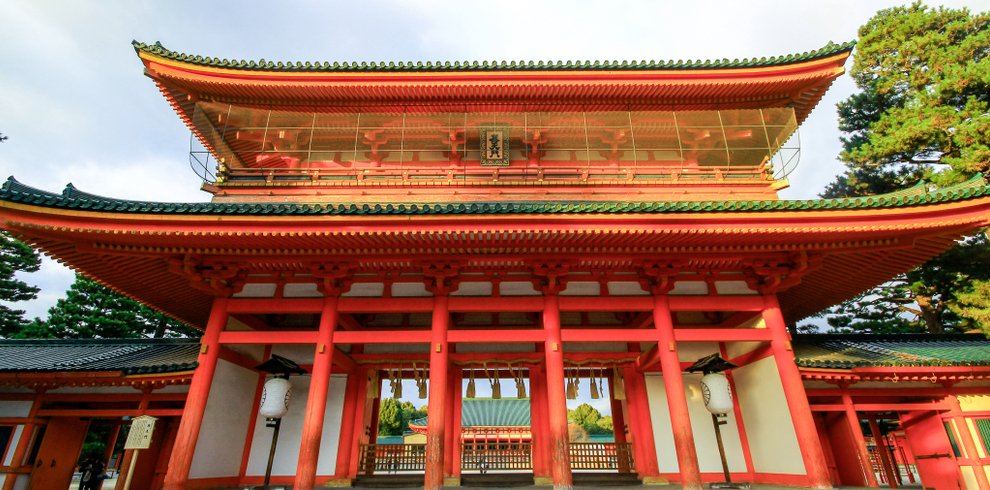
[316,374,348,474]
[0,401,32,418]
[2,426,24,466]
[189,359,258,479]
[644,373,746,474]
[644,373,679,473]
[676,342,719,362]
[732,355,805,475]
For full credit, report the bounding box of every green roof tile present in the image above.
[133,40,855,73]
[410,398,531,428]
[794,334,990,368]
[0,338,199,375]
[2,175,987,217]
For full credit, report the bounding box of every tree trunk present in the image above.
[154,316,167,338]
[915,294,943,334]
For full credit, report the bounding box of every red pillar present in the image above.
[543,292,573,490]
[626,367,661,478]
[449,367,463,479]
[295,295,339,490]
[530,363,551,481]
[762,294,832,489]
[653,294,702,490]
[842,393,879,487]
[333,370,361,479]
[946,395,990,490]
[424,293,449,490]
[163,297,228,490]
[868,416,898,488]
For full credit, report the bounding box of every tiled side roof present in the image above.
[133,40,855,72]
[409,398,531,428]
[0,339,199,375]
[793,334,990,368]
[3,176,988,216]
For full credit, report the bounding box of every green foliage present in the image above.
[377,397,428,436]
[24,274,199,339]
[952,279,990,337]
[829,2,989,191]
[567,403,613,435]
[0,231,41,337]
[820,4,990,334]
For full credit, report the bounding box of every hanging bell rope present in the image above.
[515,367,527,399]
[466,369,476,398]
[566,369,578,400]
[391,368,402,399]
[599,368,607,399]
[612,367,626,400]
[414,363,428,399]
[485,363,502,399]
[590,367,600,400]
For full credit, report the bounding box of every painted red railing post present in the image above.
[294,294,340,490]
[163,296,229,490]
[762,294,832,489]
[543,290,573,490]
[424,287,450,490]
[652,293,702,489]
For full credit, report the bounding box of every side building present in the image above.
[0,41,988,490]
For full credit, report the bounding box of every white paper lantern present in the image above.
[700,372,733,415]
[259,377,292,419]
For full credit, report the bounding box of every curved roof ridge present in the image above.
[2,174,987,216]
[133,40,856,73]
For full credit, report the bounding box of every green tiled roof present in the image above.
[0,338,199,375]
[133,40,855,72]
[410,398,531,428]
[3,176,988,217]
[794,334,990,368]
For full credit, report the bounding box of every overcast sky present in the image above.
[1,0,985,321]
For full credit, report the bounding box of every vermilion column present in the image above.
[608,376,629,472]
[530,363,551,481]
[762,294,832,489]
[868,416,898,488]
[841,393,879,487]
[163,297,228,490]
[424,293,450,490]
[333,370,361,479]
[653,294,702,489]
[544,292,573,490]
[295,295,339,490]
[2,394,41,490]
[946,395,990,490]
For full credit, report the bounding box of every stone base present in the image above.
[533,475,554,486]
[321,478,353,487]
[443,476,461,487]
[642,476,671,485]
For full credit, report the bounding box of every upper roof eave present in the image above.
[133,40,855,74]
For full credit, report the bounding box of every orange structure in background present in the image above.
[1,40,989,490]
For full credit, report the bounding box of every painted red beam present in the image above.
[36,408,185,417]
[668,296,764,312]
[805,387,989,397]
[218,331,318,344]
[227,298,323,314]
[339,297,432,313]
[448,329,545,343]
[334,330,430,344]
[449,296,543,312]
[561,329,657,343]
[559,296,652,312]
[809,402,948,412]
[674,329,772,342]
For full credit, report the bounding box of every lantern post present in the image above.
[686,354,748,490]
[254,355,306,489]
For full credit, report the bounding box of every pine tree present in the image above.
[0,231,42,337]
[34,274,199,339]
[819,3,990,334]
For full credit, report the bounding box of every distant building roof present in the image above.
[793,334,990,369]
[0,338,199,375]
[409,398,532,429]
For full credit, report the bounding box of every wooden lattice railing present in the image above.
[358,444,426,474]
[461,442,533,473]
[569,442,635,471]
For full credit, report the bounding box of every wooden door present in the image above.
[30,417,90,490]
[901,410,961,490]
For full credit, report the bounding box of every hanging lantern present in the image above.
[700,372,733,415]
[259,377,292,419]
